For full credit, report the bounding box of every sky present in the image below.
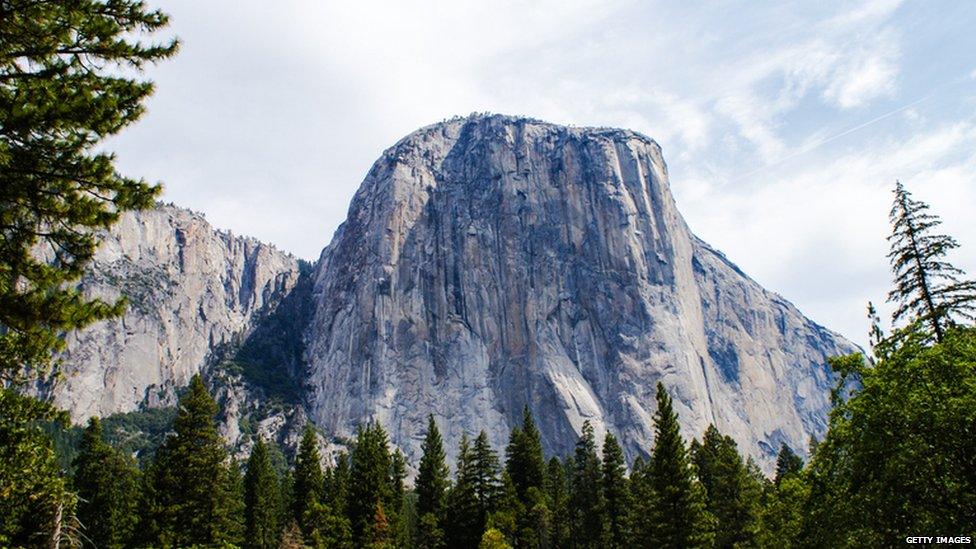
[107,0,976,348]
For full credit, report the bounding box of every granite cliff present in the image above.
[56,115,856,468]
[304,115,856,467]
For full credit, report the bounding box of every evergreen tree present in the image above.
[72,417,140,549]
[545,457,571,549]
[505,406,547,501]
[803,328,976,545]
[569,420,606,548]
[349,422,394,546]
[245,438,282,549]
[446,435,479,548]
[472,431,503,531]
[645,382,712,548]
[504,407,548,548]
[0,2,176,543]
[447,433,501,548]
[416,415,450,548]
[691,425,759,548]
[602,432,631,549]
[773,443,804,486]
[887,181,976,341]
[293,423,324,536]
[145,374,242,546]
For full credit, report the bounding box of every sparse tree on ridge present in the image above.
[887,180,976,341]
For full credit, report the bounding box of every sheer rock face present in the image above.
[305,115,855,468]
[54,204,301,420]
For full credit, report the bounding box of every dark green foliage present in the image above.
[803,327,976,546]
[691,425,760,548]
[0,0,176,388]
[72,417,140,548]
[293,423,324,536]
[245,438,282,549]
[602,432,631,548]
[471,431,503,530]
[641,383,713,548]
[0,390,72,547]
[886,181,976,341]
[505,406,547,502]
[0,2,175,543]
[773,443,803,486]
[569,420,607,548]
[504,407,549,548]
[143,374,242,546]
[545,457,571,548]
[416,415,449,547]
[446,433,502,548]
[348,422,395,546]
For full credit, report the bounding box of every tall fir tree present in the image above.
[505,406,547,502]
[691,425,759,548]
[569,420,607,548]
[72,417,140,549]
[0,2,176,543]
[602,432,631,549]
[348,422,394,546]
[145,374,242,546]
[446,435,481,549]
[471,431,503,533]
[416,415,450,548]
[293,423,324,536]
[887,180,976,341]
[773,443,804,486]
[645,382,713,548]
[545,457,571,549]
[244,438,282,549]
[504,406,548,549]
[447,432,502,548]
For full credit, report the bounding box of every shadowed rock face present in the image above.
[305,114,856,468]
[54,204,301,420]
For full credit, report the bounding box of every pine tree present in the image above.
[446,435,479,548]
[245,438,282,549]
[602,432,631,549]
[887,181,976,341]
[72,417,140,549]
[472,431,503,531]
[505,406,547,502]
[446,433,501,549]
[146,374,242,546]
[569,420,606,548]
[0,3,176,543]
[773,443,804,486]
[504,407,548,548]
[416,415,449,548]
[349,422,394,546]
[645,382,713,548]
[691,425,759,548]
[545,457,571,548]
[293,423,324,536]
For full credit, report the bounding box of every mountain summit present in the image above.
[55,114,855,468]
[303,114,855,466]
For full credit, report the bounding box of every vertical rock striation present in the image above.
[53,204,301,420]
[305,114,856,469]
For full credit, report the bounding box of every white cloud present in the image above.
[822,34,900,109]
